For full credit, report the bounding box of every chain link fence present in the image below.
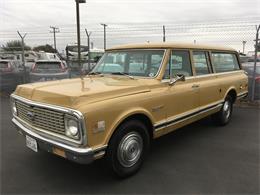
[1,22,259,98]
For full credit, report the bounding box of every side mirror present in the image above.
[169,74,185,86]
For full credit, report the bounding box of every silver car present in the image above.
[0,60,24,91]
[30,60,70,83]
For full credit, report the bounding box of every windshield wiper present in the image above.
[111,72,134,79]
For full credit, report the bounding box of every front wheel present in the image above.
[212,95,233,126]
[106,120,150,178]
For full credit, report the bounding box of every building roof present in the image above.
[107,42,236,52]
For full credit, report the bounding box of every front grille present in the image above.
[16,100,66,135]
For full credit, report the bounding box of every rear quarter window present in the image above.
[211,53,240,73]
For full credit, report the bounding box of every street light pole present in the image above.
[101,23,107,50]
[75,0,86,70]
[76,0,81,69]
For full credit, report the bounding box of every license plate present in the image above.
[26,135,38,152]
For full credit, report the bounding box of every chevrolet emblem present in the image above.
[27,111,35,121]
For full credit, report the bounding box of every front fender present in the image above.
[104,107,155,145]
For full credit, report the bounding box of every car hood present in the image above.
[14,76,151,108]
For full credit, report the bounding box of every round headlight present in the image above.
[12,101,17,115]
[66,119,79,137]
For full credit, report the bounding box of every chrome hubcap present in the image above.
[117,132,143,168]
[223,101,231,119]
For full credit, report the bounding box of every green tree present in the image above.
[33,44,56,53]
[1,40,31,51]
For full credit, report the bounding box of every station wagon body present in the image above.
[11,43,248,177]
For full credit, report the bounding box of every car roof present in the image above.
[107,42,236,52]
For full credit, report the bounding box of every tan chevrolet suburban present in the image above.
[11,43,248,177]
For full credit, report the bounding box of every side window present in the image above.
[163,50,192,79]
[193,51,210,75]
[211,53,240,73]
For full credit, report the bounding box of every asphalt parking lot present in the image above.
[1,96,259,194]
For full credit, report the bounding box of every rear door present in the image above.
[191,50,221,109]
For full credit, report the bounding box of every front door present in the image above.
[158,50,200,134]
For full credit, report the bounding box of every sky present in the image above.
[0,0,260,52]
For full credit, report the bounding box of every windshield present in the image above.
[34,62,63,73]
[92,50,165,77]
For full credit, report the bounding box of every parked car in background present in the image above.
[239,55,250,63]
[37,51,61,61]
[29,60,69,83]
[0,60,24,91]
[242,59,260,100]
[25,59,36,71]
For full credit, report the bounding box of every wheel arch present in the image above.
[225,87,237,103]
[105,110,155,145]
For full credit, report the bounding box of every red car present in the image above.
[242,59,260,100]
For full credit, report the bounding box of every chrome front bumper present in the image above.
[12,117,104,164]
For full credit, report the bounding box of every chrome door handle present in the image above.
[192,84,200,88]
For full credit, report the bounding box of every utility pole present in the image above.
[17,31,27,83]
[101,23,107,50]
[50,26,59,52]
[242,41,247,54]
[85,29,92,72]
[163,25,166,42]
[251,25,260,101]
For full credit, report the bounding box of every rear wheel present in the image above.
[213,95,233,126]
[106,120,150,178]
